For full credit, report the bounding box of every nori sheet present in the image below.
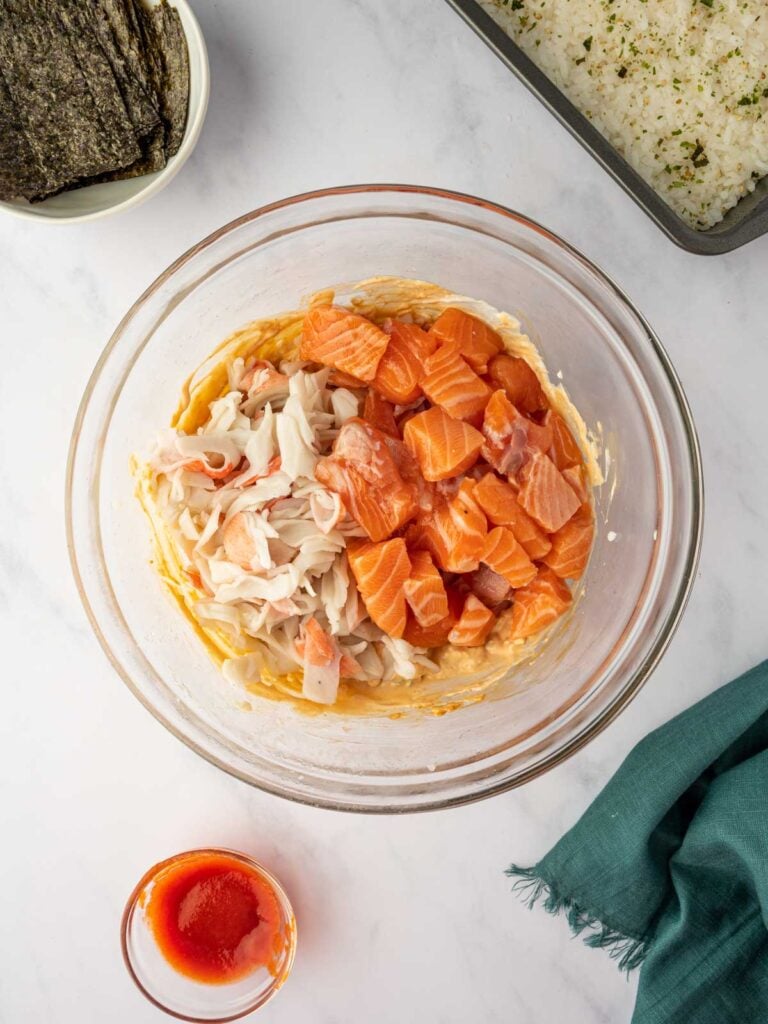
[132,0,189,157]
[0,0,140,197]
[0,0,190,203]
[0,64,46,199]
[88,0,167,176]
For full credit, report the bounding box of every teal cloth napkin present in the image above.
[509,660,768,1023]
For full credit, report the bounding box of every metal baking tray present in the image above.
[446,0,768,254]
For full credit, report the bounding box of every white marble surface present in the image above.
[1,1,767,1021]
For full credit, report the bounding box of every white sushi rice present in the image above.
[480,0,768,228]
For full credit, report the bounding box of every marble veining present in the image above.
[1,0,767,1021]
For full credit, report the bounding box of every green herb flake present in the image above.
[617,65,628,78]
[691,142,709,167]
[583,35,593,50]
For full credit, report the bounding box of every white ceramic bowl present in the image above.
[0,0,209,225]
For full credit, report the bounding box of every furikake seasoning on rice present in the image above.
[481,0,768,229]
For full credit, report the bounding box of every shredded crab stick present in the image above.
[309,489,344,535]
[300,617,343,705]
[235,453,283,490]
[222,512,264,571]
[139,288,598,708]
[173,434,242,479]
[296,618,367,701]
[239,360,290,404]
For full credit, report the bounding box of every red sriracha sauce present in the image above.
[144,850,287,984]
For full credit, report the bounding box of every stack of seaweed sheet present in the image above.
[0,0,189,202]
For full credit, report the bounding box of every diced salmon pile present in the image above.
[303,303,594,650]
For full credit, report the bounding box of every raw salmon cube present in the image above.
[473,472,552,561]
[421,344,492,421]
[372,320,436,404]
[315,419,418,541]
[403,406,484,482]
[467,564,511,606]
[486,353,547,414]
[482,390,553,476]
[430,308,503,373]
[328,368,366,388]
[562,464,588,504]
[544,410,583,470]
[543,506,594,581]
[448,594,496,647]
[517,451,581,533]
[481,526,537,588]
[509,569,572,641]
[347,538,411,639]
[363,390,399,438]
[384,434,437,512]
[301,305,389,382]
[403,587,463,648]
[402,550,449,627]
[409,479,487,573]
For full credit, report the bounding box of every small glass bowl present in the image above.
[121,849,297,1022]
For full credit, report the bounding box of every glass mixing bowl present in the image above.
[66,185,702,812]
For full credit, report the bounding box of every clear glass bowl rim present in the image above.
[66,183,704,813]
